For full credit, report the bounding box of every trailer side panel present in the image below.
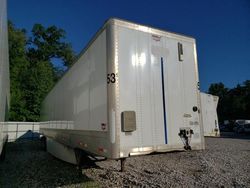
[40,29,110,157]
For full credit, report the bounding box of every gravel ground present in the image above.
[0,140,98,188]
[0,134,250,188]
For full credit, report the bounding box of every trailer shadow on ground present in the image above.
[0,140,98,187]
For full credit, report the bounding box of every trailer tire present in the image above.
[74,149,84,175]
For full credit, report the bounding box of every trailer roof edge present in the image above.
[106,18,196,42]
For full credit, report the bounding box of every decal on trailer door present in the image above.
[161,57,168,144]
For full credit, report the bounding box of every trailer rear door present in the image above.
[118,26,202,156]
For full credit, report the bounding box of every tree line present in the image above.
[208,81,250,123]
[8,21,75,121]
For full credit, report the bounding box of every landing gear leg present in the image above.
[0,143,6,162]
[75,149,99,175]
[75,149,84,175]
[120,158,126,172]
[40,136,47,151]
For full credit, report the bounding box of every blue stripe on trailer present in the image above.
[161,57,168,144]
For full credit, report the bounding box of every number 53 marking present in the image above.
[107,73,116,84]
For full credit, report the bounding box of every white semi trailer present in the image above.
[200,92,220,137]
[40,18,205,170]
[0,0,10,161]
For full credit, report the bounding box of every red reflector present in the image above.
[98,147,104,152]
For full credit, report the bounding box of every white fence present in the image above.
[6,122,40,142]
